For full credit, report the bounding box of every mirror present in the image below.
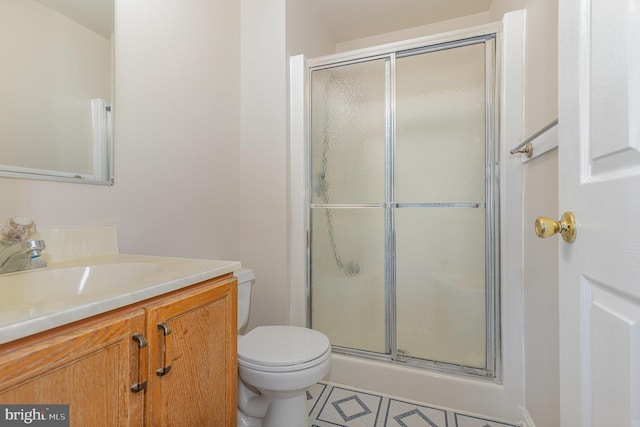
[0,0,114,185]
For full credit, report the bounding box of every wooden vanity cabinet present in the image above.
[0,308,146,426]
[0,274,237,427]
[145,275,238,426]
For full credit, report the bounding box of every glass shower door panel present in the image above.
[395,43,486,204]
[310,59,386,205]
[311,208,386,353]
[395,208,486,368]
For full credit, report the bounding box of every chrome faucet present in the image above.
[0,240,47,274]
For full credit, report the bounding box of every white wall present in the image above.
[0,0,242,261]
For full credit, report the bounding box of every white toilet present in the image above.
[234,269,331,427]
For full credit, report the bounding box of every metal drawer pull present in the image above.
[156,322,173,376]
[131,333,148,392]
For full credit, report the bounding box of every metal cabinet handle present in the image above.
[131,333,148,392]
[156,322,173,376]
[535,211,577,243]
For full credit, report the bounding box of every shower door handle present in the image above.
[535,211,576,243]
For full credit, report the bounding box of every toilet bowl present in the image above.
[234,270,331,427]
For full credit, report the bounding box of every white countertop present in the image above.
[0,254,241,345]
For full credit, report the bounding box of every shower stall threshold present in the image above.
[331,344,493,379]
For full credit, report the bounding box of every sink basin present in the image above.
[0,254,241,345]
[0,262,162,302]
[1,262,162,308]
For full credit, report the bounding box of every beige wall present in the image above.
[335,12,490,52]
[524,0,558,137]
[523,150,560,427]
[333,0,528,53]
[489,0,526,21]
[240,0,290,329]
[521,1,560,426]
[286,1,336,58]
[239,0,341,330]
[0,0,242,260]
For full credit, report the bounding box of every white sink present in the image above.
[2,262,162,303]
[0,254,241,345]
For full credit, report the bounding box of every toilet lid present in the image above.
[238,326,330,367]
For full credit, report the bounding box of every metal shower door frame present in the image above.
[307,33,500,380]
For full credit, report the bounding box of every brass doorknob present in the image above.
[535,211,576,242]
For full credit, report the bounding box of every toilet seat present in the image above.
[238,348,331,373]
[238,325,331,373]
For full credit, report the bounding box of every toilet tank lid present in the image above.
[234,268,255,284]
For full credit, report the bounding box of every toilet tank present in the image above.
[234,268,254,333]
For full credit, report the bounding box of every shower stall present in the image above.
[290,12,525,419]
[308,34,498,378]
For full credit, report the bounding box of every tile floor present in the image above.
[307,382,520,427]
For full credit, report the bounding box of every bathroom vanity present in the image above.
[0,272,237,426]
[0,227,240,426]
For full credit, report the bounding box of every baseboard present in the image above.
[520,407,536,427]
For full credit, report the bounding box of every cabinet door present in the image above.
[0,309,146,426]
[146,277,237,427]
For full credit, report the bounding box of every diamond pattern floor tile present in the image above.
[307,382,519,427]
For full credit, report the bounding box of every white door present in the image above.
[559,0,640,426]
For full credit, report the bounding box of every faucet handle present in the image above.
[1,217,36,243]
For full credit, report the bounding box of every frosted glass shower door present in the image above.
[395,43,490,369]
[308,36,497,375]
[309,59,388,354]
